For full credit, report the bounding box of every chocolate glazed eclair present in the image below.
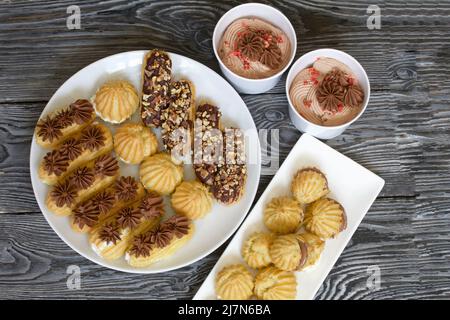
[140,49,172,128]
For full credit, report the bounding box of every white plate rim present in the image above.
[29,50,261,274]
[193,133,385,299]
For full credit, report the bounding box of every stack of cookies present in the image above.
[215,167,346,300]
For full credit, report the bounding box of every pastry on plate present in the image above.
[269,234,308,271]
[291,167,329,204]
[89,192,164,260]
[193,103,223,186]
[139,152,184,195]
[161,80,195,163]
[242,232,274,269]
[263,196,303,234]
[35,99,96,148]
[38,123,113,185]
[141,49,172,127]
[254,266,297,300]
[296,232,325,270]
[215,264,254,300]
[71,174,146,233]
[211,128,246,205]
[125,215,194,267]
[304,198,347,239]
[46,154,119,216]
[92,80,139,124]
[113,122,158,164]
[171,180,213,219]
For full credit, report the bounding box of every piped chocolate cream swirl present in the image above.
[289,57,365,126]
[218,18,291,79]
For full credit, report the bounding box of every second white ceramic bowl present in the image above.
[213,3,297,94]
[286,49,370,139]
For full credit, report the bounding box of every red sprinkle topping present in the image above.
[303,99,312,108]
[337,103,344,112]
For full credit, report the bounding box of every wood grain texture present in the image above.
[0,0,449,300]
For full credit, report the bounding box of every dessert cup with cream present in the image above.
[286,49,370,139]
[213,3,297,94]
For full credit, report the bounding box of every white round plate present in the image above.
[30,51,261,273]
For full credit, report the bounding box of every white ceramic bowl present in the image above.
[212,3,297,94]
[286,49,370,139]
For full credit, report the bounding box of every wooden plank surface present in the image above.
[0,0,449,299]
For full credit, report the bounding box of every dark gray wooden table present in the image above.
[1,0,449,300]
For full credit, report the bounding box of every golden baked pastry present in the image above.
[296,232,325,269]
[93,80,139,124]
[126,215,194,267]
[269,234,308,271]
[114,123,158,164]
[35,99,96,148]
[304,198,347,239]
[291,168,329,204]
[171,180,213,219]
[70,175,146,233]
[242,232,274,269]
[46,154,119,216]
[263,196,303,234]
[139,153,184,195]
[90,193,164,260]
[215,264,254,300]
[38,123,113,185]
[254,266,297,300]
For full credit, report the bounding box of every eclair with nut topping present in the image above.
[140,49,172,127]
[35,99,96,148]
[193,103,223,186]
[38,123,113,185]
[161,80,195,163]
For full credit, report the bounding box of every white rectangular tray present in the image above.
[194,133,384,300]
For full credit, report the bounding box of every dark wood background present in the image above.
[1,0,449,299]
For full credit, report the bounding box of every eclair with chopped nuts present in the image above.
[89,192,164,261]
[161,80,195,163]
[193,103,223,186]
[46,154,120,216]
[140,49,172,128]
[70,175,146,233]
[35,99,96,149]
[212,128,247,205]
[38,123,113,185]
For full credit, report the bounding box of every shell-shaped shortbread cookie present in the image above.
[264,196,303,234]
[254,266,297,300]
[114,123,158,164]
[269,234,308,271]
[242,232,274,269]
[93,80,139,124]
[140,153,183,195]
[291,168,329,204]
[296,232,325,270]
[171,180,213,219]
[215,264,254,300]
[304,198,347,239]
